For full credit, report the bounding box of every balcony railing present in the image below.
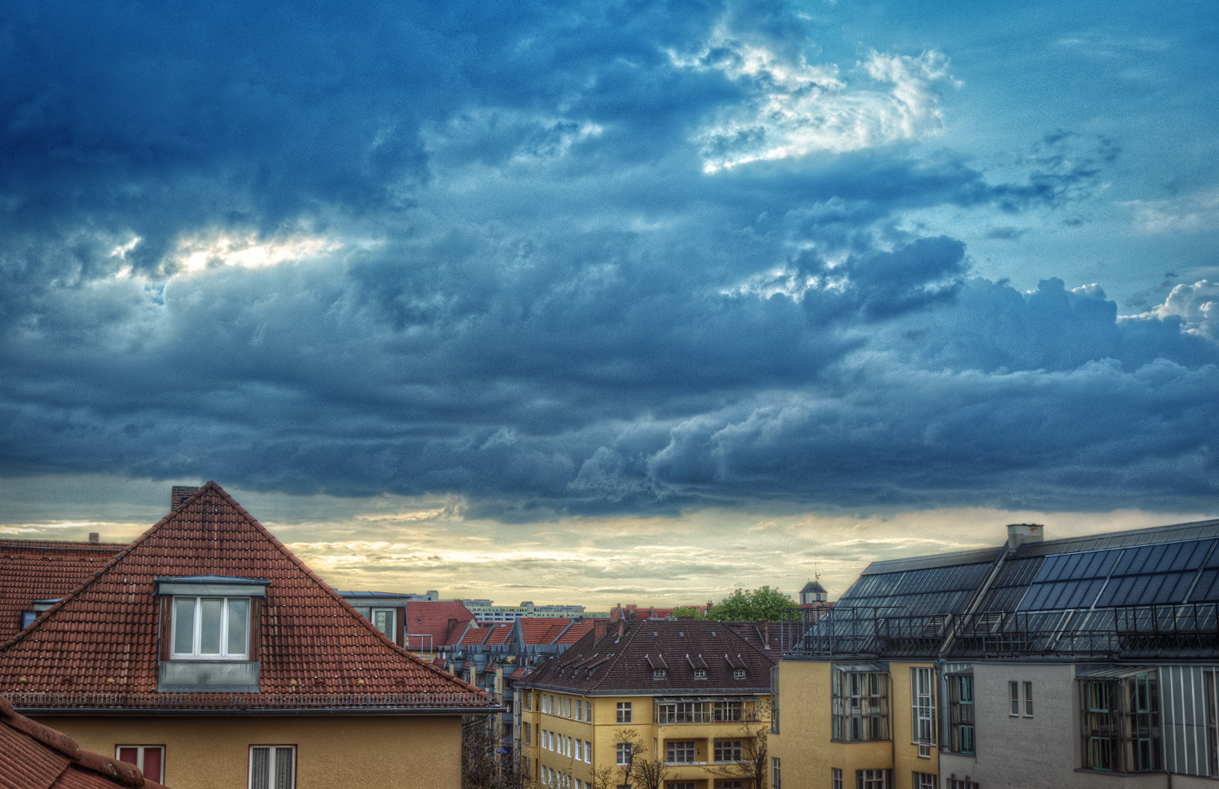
[781,604,1219,660]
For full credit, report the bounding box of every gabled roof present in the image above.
[556,620,594,646]
[0,483,493,713]
[484,624,513,646]
[0,695,167,788]
[0,539,127,642]
[519,620,775,694]
[403,601,477,650]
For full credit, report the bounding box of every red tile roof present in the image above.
[403,601,477,650]
[515,617,573,646]
[0,483,493,712]
[556,620,594,645]
[0,540,127,642]
[484,624,512,646]
[0,694,167,789]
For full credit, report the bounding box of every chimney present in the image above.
[763,620,770,649]
[1006,523,1044,554]
[593,619,609,643]
[88,533,99,543]
[617,619,625,639]
[171,486,200,510]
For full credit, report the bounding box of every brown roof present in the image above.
[519,619,776,695]
[403,601,477,650]
[0,540,126,642]
[0,694,167,788]
[556,620,594,645]
[0,482,493,712]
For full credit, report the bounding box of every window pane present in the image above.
[173,598,196,654]
[251,747,270,789]
[143,748,163,783]
[117,747,139,765]
[200,598,223,654]
[275,747,294,789]
[228,599,249,656]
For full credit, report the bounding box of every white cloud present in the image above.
[1131,280,1219,341]
[1122,190,1219,235]
[675,34,957,171]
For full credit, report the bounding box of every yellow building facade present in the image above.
[520,688,770,788]
[770,660,939,789]
[515,619,778,789]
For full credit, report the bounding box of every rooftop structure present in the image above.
[0,538,126,641]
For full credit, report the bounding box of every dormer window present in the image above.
[694,668,707,680]
[654,669,666,680]
[734,668,746,679]
[155,576,268,692]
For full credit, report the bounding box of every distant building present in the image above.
[609,602,713,621]
[0,538,126,640]
[771,519,1219,789]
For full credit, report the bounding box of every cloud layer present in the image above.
[2,0,1217,526]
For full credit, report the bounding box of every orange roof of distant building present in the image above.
[515,617,572,646]
[0,482,493,713]
[484,624,513,646]
[557,620,594,645]
[403,601,476,650]
[0,694,168,788]
[0,539,126,642]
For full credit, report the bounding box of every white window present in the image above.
[1023,681,1033,716]
[585,740,592,763]
[249,746,294,789]
[666,741,695,763]
[576,700,583,721]
[715,783,743,789]
[586,700,592,720]
[695,668,707,679]
[576,739,583,760]
[916,773,937,789]
[858,769,890,789]
[116,746,163,783]
[173,597,249,658]
[371,608,395,642]
[654,669,666,679]
[714,740,742,762]
[617,743,632,765]
[617,702,632,723]
[832,768,841,789]
[912,667,935,757]
[1010,681,1020,716]
[669,784,696,789]
[733,668,746,679]
[773,757,781,789]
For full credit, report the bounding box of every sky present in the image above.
[2,0,1218,610]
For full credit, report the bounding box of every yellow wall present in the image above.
[889,662,939,789]
[520,688,770,788]
[770,660,892,788]
[34,713,463,789]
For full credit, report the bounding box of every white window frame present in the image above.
[617,742,632,765]
[116,746,164,783]
[585,740,592,763]
[1023,681,1033,717]
[172,596,250,659]
[912,667,935,757]
[249,745,295,789]
[371,608,396,643]
[617,702,632,723]
[714,740,743,762]
[832,767,842,789]
[666,741,696,764]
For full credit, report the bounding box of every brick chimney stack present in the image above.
[171,486,200,510]
[88,532,99,543]
[1006,523,1044,554]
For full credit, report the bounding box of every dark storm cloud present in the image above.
[2,0,1216,520]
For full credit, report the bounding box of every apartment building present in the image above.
[516,618,777,789]
[771,520,1219,789]
[0,482,499,789]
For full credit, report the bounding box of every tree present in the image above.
[708,700,770,789]
[669,606,706,620]
[707,586,795,622]
[462,715,539,789]
[589,729,670,789]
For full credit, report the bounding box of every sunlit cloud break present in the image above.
[677,35,957,171]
